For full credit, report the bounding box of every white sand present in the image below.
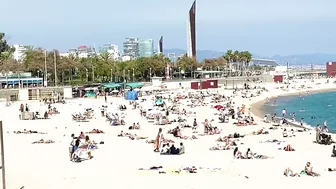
[1,78,336,189]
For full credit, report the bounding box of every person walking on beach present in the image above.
[154,128,163,152]
[69,134,76,161]
[282,109,286,117]
[315,125,321,143]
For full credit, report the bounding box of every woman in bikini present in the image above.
[154,128,163,152]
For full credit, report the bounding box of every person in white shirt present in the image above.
[282,109,286,117]
[324,120,328,127]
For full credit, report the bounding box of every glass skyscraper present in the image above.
[139,39,154,57]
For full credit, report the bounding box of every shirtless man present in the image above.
[305,162,320,176]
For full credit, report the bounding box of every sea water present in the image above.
[264,91,336,132]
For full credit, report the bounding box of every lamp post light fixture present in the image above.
[128,70,130,81]
[110,69,113,82]
[85,69,88,82]
[149,68,152,81]
[132,68,135,82]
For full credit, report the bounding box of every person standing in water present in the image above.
[324,120,328,128]
[282,109,286,117]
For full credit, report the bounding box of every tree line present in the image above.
[0,32,253,86]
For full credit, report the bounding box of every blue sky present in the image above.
[2,0,336,56]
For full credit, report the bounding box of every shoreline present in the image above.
[250,86,336,119]
[250,85,336,128]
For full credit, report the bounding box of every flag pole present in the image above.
[0,121,7,189]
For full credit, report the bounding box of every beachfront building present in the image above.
[123,38,139,60]
[139,39,154,57]
[77,45,96,58]
[326,62,336,77]
[99,44,121,61]
[60,48,78,57]
[13,44,30,62]
[0,72,43,89]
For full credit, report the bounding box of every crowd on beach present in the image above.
[11,78,336,181]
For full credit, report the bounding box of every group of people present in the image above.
[69,132,97,162]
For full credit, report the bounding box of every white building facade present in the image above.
[99,44,120,60]
[13,44,29,62]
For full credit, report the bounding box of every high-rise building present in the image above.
[187,0,196,59]
[99,44,120,60]
[77,45,96,58]
[157,36,163,54]
[139,39,154,57]
[123,38,139,59]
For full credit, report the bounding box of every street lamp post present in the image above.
[111,69,114,82]
[92,65,95,82]
[128,70,130,82]
[86,69,88,82]
[37,70,40,87]
[123,69,126,82]
[179,67,181,81]
[149,68,152,81]
[132,68,135,82]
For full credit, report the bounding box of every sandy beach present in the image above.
[1,78,336,189]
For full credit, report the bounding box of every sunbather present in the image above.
[14,129,46,134]
[129,134,148,140]
[117,130,132,137]
[32,139,55,144]
[284,168,300,177]
[328,168,336,172]
[86,129,104,134]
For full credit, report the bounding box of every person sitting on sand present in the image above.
[332,145,336,157]
[304,162,320,176]
[283,144,295,151]
[178,142,185,154]
[263,115,270,123]
[170,144,179,154]
[208,127,221,135]
[246,148,253,159]
[129,123,138,130]
[283,129,288,137]
[233,147,244,159]
[161,143,170,154]
[284,168,300,177]
[192,118,198,132]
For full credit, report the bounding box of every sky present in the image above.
[2,0,336,56]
